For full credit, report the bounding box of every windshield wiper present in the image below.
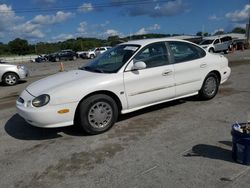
[92,68,104,73]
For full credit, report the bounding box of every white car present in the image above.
[0,62,29,86]
[16,38,231,134]
[95,46,112,56]
[200,36,232,53]
[80,48,98,59]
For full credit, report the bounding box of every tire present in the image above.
[208,48,214,53]
[90,54,95,59]
[199,73,219,100]
[55,57,60,62]
[77,94,118,134]
[72,56,77,60]
[3,73,19,86]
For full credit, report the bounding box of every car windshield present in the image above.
[200,40,213,45]
[80,44,140,73]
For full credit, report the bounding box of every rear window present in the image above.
[169,41,206,63]
[221,36,232,42]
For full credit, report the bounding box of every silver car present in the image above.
[0,61,29,86]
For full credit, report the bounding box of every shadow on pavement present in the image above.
[4,114,88,140]
[184,142,234,163]
[5,99,188,141]
[0,80,27,87]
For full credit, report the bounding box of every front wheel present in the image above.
[199,73,219,100]
[77,94,118,134]
[3,73,18,86]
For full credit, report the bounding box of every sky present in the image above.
[0,0,249,43]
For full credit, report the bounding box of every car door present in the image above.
[123,42,175,109]
[213,39,221,51]
[167,41,207,98]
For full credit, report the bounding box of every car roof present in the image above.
[121,38,193,46]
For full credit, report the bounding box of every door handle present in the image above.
[162,70,173,76]
[200,63,207,68]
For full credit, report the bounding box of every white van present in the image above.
[200,36,232,53]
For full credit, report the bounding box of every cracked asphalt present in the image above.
[1,51,250,188]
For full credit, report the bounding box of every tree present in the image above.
[213,30,224,36]
[8,38,29,55]
[232,27,246,34]
[196,32,209,37]
[196,31,202,36]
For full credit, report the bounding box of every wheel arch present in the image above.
[207,70,221,83]
[2,71,20,81]
[208,47,215,52]
[74,90,122,124]
[200,70,221,91]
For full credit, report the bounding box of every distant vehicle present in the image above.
[80,48,98,59]
[76,51,86,57]
[0,62,29,86]
[95,46,112,56]
[48,50,78,62]
[17,38,230,134]
[80,47,112,59]
[200,36,232,53]
[35,54,48,63]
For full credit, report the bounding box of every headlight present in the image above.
[17,65,25,69]
[32,94,50,107]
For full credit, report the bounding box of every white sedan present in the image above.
[16,38,231,134]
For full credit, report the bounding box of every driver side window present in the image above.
[133,42,169,68]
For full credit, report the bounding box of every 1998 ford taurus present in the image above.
[16,38,231,134]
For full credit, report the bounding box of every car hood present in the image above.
[26,70,101,96]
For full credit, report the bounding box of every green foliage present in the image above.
[213,30,224,36]
[8,38,29,55]
[196,32,209,37]
[232,27,246,34]
[0,43,10,56]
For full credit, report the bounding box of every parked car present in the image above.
[48,50,78,62]
[80,48,98,59]
[0,61,29,86]
[35,54,48,63]
[17,38,231,134]
[95,46,112,56]
[200,36,232,53]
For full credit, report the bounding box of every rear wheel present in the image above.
[3,73,18,86]
[199,73,219,100]
[208,48,215,53]
[90,54,95,59]
[55,57,60,62]
[77,94,118,134]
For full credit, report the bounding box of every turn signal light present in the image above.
[58,109,69,114]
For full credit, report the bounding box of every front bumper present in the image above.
[18,68,29,79]
[16,90,76,128]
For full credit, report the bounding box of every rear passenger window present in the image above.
[168,41,206,63]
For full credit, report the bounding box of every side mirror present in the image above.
[132,61,146,70]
